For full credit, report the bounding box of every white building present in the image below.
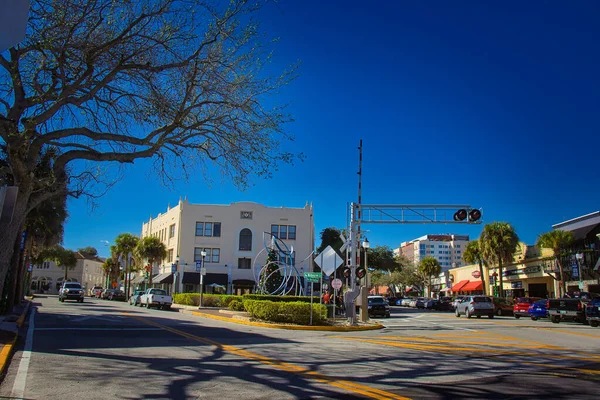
[30,252,105,295]
[138,199,315,295]
[394,234,470,271]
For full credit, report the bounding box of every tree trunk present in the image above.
[148,260,153,287]
[3,229,23,313]
[478,261,486,296]
[9,228,27,312]
[556,256,565,297]
[0,193,30,303]
[498,259,504,298]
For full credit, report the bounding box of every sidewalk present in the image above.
[171,303,383,331]
[0,299,32,376]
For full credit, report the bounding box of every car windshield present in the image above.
[473,297,491,302]
[152,289,167,295]
[517,297,533,304]
[64,283,80,289]
[368,298,385,304]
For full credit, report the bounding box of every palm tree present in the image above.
[537,230,574,297]
[479,222,519,298]
[418,257,442,297]
[135,236,167,287]
[102,258,119,289]
[463,240,487,295]
[113,233,139,298]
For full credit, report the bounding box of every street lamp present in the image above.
[198,250,207,308]
[172,255,179,295]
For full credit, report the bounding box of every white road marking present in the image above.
[70,315,124,322]
[413,318,477,332]
[35,327,162,331]
[11,307,35,400]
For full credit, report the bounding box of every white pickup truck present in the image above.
[139,288,173,310]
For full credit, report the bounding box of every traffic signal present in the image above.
[343,267,351,278]
[453,209,467,221]
[468,209,482,222]
[356,266,366,279]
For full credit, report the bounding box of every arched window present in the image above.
[239,228,252,251]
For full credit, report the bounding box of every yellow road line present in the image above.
[534,327,600,339]
[122,313,410,400]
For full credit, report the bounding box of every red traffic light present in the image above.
[343,267,351,278]
[356,266,366,279]
[468,209,482,221]
[453,209,467,221]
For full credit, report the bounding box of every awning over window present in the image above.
[182,272,228,285]
[451,280,470,292]
[462,280,483,292]
[154,273,173,284]
[131,275,146,285]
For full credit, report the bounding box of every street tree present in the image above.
[392,263,422,294]
[78,247,98,258]
[39,245,77,283]
[113,233,139,297]
[0,0,298,300]
[463,240,487,295]
[479,222,519,298]
[368,245,403,273]
[102,258,118,289]
[537,230,574,297]
[134,236,167,287]
[316,227,345,254]
[418,257,442,297]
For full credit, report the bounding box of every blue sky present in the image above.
[63,1,600,258]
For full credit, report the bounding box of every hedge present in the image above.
[243,299,327,325]
[228,299,245,312]
[242,294,313,303]
[173,293,243,307]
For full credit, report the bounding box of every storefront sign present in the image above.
[511,281,523,289]
[471,270,481,278]
[503,265,541,277]
[571,264,579,278]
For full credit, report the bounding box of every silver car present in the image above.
[455,296,494,319]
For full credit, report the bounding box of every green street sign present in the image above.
[304,272,321,283]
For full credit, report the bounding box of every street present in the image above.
[1,296,599,399]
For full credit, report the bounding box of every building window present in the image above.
[194,248,220,263]
[238,258,251,269]
[169,224,175,238]
[280,225,287,240]
[211,248,220,263]
[456,244,461,248]
[168,249,174,262]
[195,222,221,237]
[271,224,278,238]
[239,228,252,251]
[270,225,297,240]
[288,225,296,240]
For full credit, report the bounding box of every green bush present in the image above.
[243,299,327,325]
[228,299,245,312]
[242,294,313,303]
[173,293,244,307]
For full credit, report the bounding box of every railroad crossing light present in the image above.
[453,209,467,221]
[343,267,351,278]
[468,209,482,222]
[356,266,366,279]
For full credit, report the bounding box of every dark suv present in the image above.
[59,282,84,303]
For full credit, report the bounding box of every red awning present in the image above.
[450,280,470,292]
[462,280,483,292]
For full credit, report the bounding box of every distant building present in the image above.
[30,252,105,295]
[394,234,470,271]
[138,199,315,295]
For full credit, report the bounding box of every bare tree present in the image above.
[0,0,299,297]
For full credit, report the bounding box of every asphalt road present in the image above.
[1,296,599,399]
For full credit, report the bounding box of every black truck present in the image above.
[547,292,599,324]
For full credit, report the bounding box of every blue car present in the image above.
[528,299,548,321]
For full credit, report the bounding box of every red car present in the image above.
[513,297,542,318]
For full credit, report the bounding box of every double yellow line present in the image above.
[122,312,410,400]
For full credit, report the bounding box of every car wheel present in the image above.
[476,315,481,319]
[466,309,472,319]
[590,321,599,328]
[386,313,391,318]
[488,314,494,319]
[531,317,538,321]
[514,315,520,319]
[496,309,502,316]
[551,316,560,324]
[455,309,460,318]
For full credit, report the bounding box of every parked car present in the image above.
[415,298,427,309]
[547,292,599,324]
[102,289,115,300]
[437,297,454,311]
[492,297,513,316]
[424,299,439,309]
[513,297,542,319]
[451,296,467,311]
[387,297,399,306]
[408,299,418,308]
[400,298,412,307]
[455,296,494,318]
[139,288,173,310]
[586,297,600,327]
[130,290,145,306]
[368,296,391,318]
[58,282,85,303]
[89,286,103,297]
[528,299,548,321]
[109,290,126,301]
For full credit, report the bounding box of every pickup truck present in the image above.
[59,282,85,303]
[139,288,172,310]
[547,292,599,324]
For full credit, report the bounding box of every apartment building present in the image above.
[30,252,105,294]
[394,234,470,271]
[138,199,315,295]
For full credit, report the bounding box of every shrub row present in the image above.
[173,293,243,307]
[242,294,313,303]
[243,299,327,325]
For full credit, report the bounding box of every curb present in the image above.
[190,311,384,331]
[0,299,31,376]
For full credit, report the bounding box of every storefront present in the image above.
[497,263,557,299]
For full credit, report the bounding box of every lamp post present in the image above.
[199,250,207,308]
[172,255,179,296]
